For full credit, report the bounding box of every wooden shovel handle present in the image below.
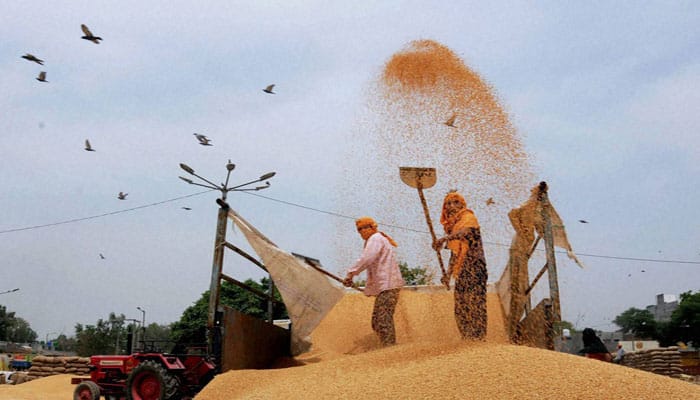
[417,187,450,290]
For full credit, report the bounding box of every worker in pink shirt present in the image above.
[344,217,405,346]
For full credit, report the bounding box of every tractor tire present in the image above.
[73,380,101,400]
[126,360,180,400]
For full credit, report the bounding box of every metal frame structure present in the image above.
[179,160,280,370]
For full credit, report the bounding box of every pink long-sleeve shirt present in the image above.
[348,232,405,296]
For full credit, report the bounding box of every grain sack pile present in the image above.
[622,347,685,378]
[25,355,91,380]
[196,290,700,399]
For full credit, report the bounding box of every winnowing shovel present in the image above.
[399,167,449,290]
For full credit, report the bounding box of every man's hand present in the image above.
[432,237,445,251]
[343,274,353,287]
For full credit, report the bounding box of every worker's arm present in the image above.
[344,234,382,284]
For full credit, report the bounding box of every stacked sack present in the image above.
[621,346,684,379]
[25,356,91,381]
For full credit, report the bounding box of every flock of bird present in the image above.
[21,25,101,83]
[22,24,276,206]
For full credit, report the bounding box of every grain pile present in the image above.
[0,373,75,400]
[622,347,685,378]
[197,289,700,399]
[333,39,536,282]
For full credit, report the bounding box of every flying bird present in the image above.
[117,192,128,200]
[578,220,588,224]
[22,53,44,65]
[444,113,457,128]
[193,133,212,146]
[263,84,275,94]
[485,197,495,206]
[36,71,48,82]
[84,139,95,151]
[99,253,105,260]
[181,207,192,210]
[81,24,102,44]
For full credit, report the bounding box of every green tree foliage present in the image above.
[613,307,657,338]
[671,291,700,347]
[170,277,287,347]
[554,320,575,336]
[656,291,700,347]
[399,262,434,285]
[52,334,76,352]
[0,305,16,340]
[74,313,126,356]
[0,305,37,343]
[6,317,37,343]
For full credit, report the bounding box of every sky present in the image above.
[1,1,698,343]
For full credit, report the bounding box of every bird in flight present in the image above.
[578,220,588,224]
[444,113,457,128]
[181,207,192,210]
[118,192,128,200]
[84,139,95,151]
[263,84,275,94]
[99,253,105,260]
[485,197,495,206]
[81,24,102,44]
[22,53,44,65]
[36,71,48,82]
[193,133,212,146]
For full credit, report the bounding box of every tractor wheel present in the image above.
[126,360,179,400]
[73,380,101,400]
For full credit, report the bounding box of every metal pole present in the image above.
[539,185,561,324]
[207,197,228,367]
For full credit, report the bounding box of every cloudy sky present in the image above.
[2,1,698,343]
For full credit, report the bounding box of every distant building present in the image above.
[646,293,678,322]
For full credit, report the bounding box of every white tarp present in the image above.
[228,210,346,355]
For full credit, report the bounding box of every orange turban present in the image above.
[355,217,397,247]
[355,217,377,230]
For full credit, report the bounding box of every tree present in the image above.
[0,305,17,341]
[170,277,287,347]
[613,308,657,338]
[665,291,700,347]
[6,317,37,343]
[74,313,126,356]
[0,305,37,343]
[399,262,434,285]
[554,320,575,337]
[643,291,700,347]
[53,334,76,352]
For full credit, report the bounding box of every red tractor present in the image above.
[72,350,216,400]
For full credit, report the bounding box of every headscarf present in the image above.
[580,328,609,354]
[440,192,470,235]
[355,217,397,247]
[439,192,480,276]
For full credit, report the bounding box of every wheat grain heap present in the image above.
[196,290,699,399]
[2,292,698,399]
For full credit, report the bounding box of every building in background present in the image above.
[646,293,679,322]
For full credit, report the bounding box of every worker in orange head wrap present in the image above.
[432,191,488,340]
[344,217,405,346]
